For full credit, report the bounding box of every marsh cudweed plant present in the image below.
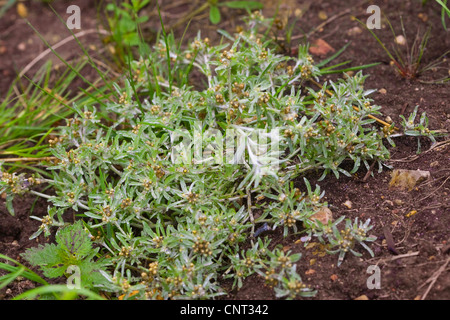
[0,12,437,299]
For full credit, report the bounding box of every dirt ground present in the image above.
[1,0,449,300]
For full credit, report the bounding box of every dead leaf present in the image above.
[389,169,430,191]
[17,3,28,18]
[318,11,328,20]
[309,39,335,57]
[118,290,140,300]
[305,242,318,250]
[330,274,338,282]
[343,200,352,209]
[309,207,333,225]
[305,269,316,275]
[406,210,417,218]
[354,295,369,300]
[310,259,316,266]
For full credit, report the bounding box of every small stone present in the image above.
[354,294,369,300]
[418,13,428,22]
[294,8,303,17]
[393,199,403,206]
[330,274,338,282]
[379,88,387,94]
[385,200,394,207]
[385,116,393,123]
[395,35,406,46]
[347,26,363,36]
[11,240,19,246]
[17,42,26,51]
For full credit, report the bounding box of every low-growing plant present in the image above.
[356,15,450,83]
[1,12,438,299]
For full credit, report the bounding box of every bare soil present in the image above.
[1,0,449,300]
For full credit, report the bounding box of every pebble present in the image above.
[418,13,428,22]
[379,88,387,94]
[347,26,363,36]
[395,35,406,46]
[17,42,26,51]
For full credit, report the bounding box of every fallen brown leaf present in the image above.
[309,39,335,57]
[305,269,316,275]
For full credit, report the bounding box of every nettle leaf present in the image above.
[56,221,92,259]
[20,221,104,289]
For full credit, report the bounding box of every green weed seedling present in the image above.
[356,14,450,83]
[21,221,109,292]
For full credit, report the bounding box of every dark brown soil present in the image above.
[1,0,449,300]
